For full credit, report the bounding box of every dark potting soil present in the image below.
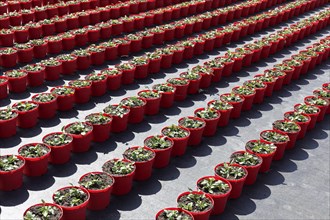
[123,148,155,162]
[157,210,193,220]
[79,173,113,190]
[54,188,88,207]
[18,144,50,158]
[43,134,73,147]
[260,131,288,143]
[0,155,24,171]
[177,194,213,212]
[25,204,62,220]
[102,160,134,176]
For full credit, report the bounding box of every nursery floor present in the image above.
[0,5,330,220]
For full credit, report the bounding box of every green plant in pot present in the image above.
[157,209,193,220]
[123,147,155,162]
[103,105,129,118]
[85,113,111,125]
[197,177,230,195]
[208,100,233,111]
[5,69,26,78]
[24,200,63,220]
[295,104,320,114]
[162,125,189,138]
[43,133,72,146]
[285,112,309,122]
[177,191,213,213]
[139,90,160,99]
[64,122,93,135]
[79,173,113,190]
[167,78,189,85]
[144,135,172,150]
[53,187,89,207]
[19,144,50,158]
[195,108,219,120]
[32,93,56,103]
[179,117,205,129]
[0,108,17,120]
[246,140,276,154]
[120,97,145,107]
[51,86,75,96]
[273,120,300,133]
[153,83,175,93]
[102,159,135,175]
[261,131,289,143]
[41,58,61,66]
[0,155,24,172]
[215,162,247,180]
[69,80,91,88]
[230,152,261,166]
[13,101,37,112]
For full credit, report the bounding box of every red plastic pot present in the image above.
[284,111,311,139]
[138,90,162,115]
[68,81,92,104]
[144,135,174,169]
[42,132,73,164]
[183,45,194,59]
[245,140,276,173]
[304,96,329,122]
[254,75,275,97]
[172,48,184,65]
[105,105,130,133]
[16,46,33,63]
[118,41,130,56]
[13,101,39,128]
[134,62,150,79]
[64,122,93,153]
[104,45,118,61]
[18,143,51,176]
[5,71,27,93]
[0,31,14,47]
[32,93,57,119]
[156,208,194,219]
[196,176,231,215]
[124,146,155,181]
[90,49,106,66]
[0,109,18,138]
[167,78,189,101]
[177,191,214,220]
[273,120,301,150]
[294,104,320,130]
[104,71,122,91]
[76,54,91,70]
[148,57,161,74]
[230,151,262,185]
[260,130,289,161]
[161,53,173,69]
[87,74,107,97]
[50,86,75,111]
[221,61,234,77]
[121,97,146,124]
[0,155,25,191]
[214,163,247,199]
[26,65,45,87]
[53,186,90,220]
[161,126,190,157]
[243,82,267,104]
[47,38,63,54]
[0,49,18,68]
[220,93,245,118]
[152,84,176,108]
[33,41,48,59]
[194,108,220,137]
[199,72,213,89]
[85,113,112,142]
[23,203,63,220]
[102,158,136,195]
[59,55,78,75]
[75,32,88,47]
[178,116,205,146]
[79,172,114,211]
[0,76,8,99]
[180,73,201,95]
[118,66,135,85]
[207,100,233,127]
[194,41,205,55]
[61,35,75,51]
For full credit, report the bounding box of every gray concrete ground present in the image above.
[0,3,329,220]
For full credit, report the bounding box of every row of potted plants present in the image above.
[0,0,59,15]
[0,0,222,45]
[0,28,328,220]
[17,49,329,220]
[0,0,153,28]
[0,0,101,16]
[0,29,327,192]
[155,97,327,219]
[0,0,265,57]
[0,6,328,140]
[0,0,324,100]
